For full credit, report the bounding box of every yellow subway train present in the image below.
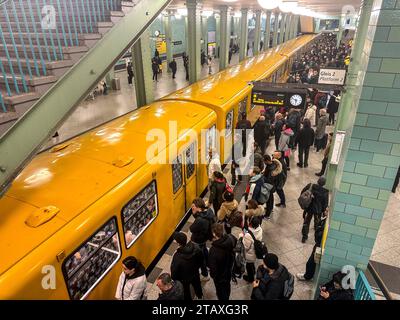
[0,34,317,299]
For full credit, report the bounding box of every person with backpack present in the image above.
[170,232,204,300]
[278,125,294,169]
[217,191,239,223]
[300,177,329,243]
[263,155,282,219]
[286,108,301,150]
[115,256,147,300]
[242,216,264,283]
[208,171,226,214]
[251,253,293,300]
[208,223,237,301]
[253,143,265,172]
[295,118,315,168]
[190,198,216,281]
[245,167,268,206]
[228,210,244,240]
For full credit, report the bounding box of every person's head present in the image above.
[263,154,272,164]
[249,216,261,229]
[211,223,224,240]
[209,147,218,158]
[156,273,173,292]
[333,272,346,290]
[229,211,243,228]
[313,70,319,76]
[173,232,187,247]
[303,118,311,128]
[273,150,282,160]
[275,113,283,120]
[122,256,139,276]
[317,177,327,187]
[250,166,261,177]
[213,171,224,181]
[247,199,259,210]
[263,253,279,272]
[192,197,206,215]
[259,115,265,121]
[320,108,327,116]
[223,191,234,202]
[241,112,246,120]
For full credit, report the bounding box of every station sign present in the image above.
[251,87,307,110]
[318,68,346,85]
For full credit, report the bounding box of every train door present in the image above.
[224,108,234,163]
[183,142,197,210]
[171,155,186,225]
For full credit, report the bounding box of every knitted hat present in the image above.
[263,253,279,270]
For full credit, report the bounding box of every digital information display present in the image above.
[252,91,285,107]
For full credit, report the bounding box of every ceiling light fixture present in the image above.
[177,8,187,16]
[202,10,214,17]
[279,1,298,13]
[257,0,282,10]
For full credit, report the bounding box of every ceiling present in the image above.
[168,0,362,17]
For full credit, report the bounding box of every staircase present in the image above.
[0,0,137,135]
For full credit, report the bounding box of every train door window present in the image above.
[206,125,216,155]
[225,110,233,137]
[121,181,158,248]
[238,97,248,116]
[62,218,121,300]
[185,143,196,179]
[172,155,183,193]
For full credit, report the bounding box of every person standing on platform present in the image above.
[190,198,216,282]
[169,58,177,79]
[208,171,226,214]
[327,91,340,125]
[273,113,285,151]
[208,223,236,301]
[208,56,213,75]
[316,132,333,177]
[154,48,160,58]
[156,273,185,300]
[127,62,134,86]
[296,118,315,168]
[273,151,287,208]
[286,108,301,150]
[115,256,147,300]
[314,109,329,152]
[228,48,233,64]
[183,53,189,81]
[208,148,222,183]
[217,191,239,223]
[304,102,317,127]
[263,155,282,219]
[242,216,263,283]
[278,125,294,170]
[236,112,252,157]
[253,115,270,155]
[170,232,204,300]
[300,177,329,243]
[152,58,159,82]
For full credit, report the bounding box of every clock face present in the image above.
[290,94,303,107]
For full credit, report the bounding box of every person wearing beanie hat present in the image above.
[115,256,147,300]
[300,177,329,243]
[251,253,292,300]
[170,232,204,300]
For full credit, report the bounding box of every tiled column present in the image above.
[315,0,400,288]
[216,13,221,58]
[315,17,321,33]
[272,11,280,47]
[219,5,231,70]
[239,8,249,61]
[186,0,202,84]
[284,13,292,42]
[201,15,208,54]
[279,13,287,44]
[253,10,262,55]
[293,14,299,38]
[264,10,272,49]
[163,12,173,72]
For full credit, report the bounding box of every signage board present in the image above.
[318,68,346,85]
[330,130,346,165]
[173,41,182,45]
[251,89,307,110]
[252,91,285,107]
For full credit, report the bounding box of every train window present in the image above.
[185,143,196,179]
[63,218,121,300]
[172,155,183,193]
[238,97,248,116]
[225,110,233,137]
[206,125,216,154]
[121,180,158,248]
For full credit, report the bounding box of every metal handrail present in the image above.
[355,270,376,300]
[367,262,394,300]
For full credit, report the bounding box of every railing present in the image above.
[355,270,376,300]
[0,0,123,111]
[366,262,394,300]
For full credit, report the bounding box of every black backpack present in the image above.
[231,236,246,282]
[286,112,298,128]
[282,271,295,300]
[247,230,268,259]
[203,210,216,241]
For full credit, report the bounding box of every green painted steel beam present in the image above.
[264,10,271,50]
[253,10,262,55]
[272,11,279,47]
[239,8,248,61]
[219,5,231,70]
[0,0,172,195]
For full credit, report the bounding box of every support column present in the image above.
[216,14,221,58]
[272,11,279,47]
[132,29,154,107]
[163,12,173,72]
[264,10,271,50]
[201,15,208,54]
[186,0,202,84]
[315,17,321,33]
[284,13,292,42]
[288,13,295,40]
[239,8,248,61]
[315,0,400,292]
[219,5,231,70]
[253,10,262,55]
[293,14,299,38]
[105,69,115,89]
[278,13,286,45]
[337,14,345,47]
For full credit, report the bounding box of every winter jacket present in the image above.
[274,119,285,139]
[252,264,290,300]
[286,110,301,132]
[278,128,294,152]
[301,183,329,215]
[209,178,226,213]
[217,200,239,222]
[246,174,265,203]
[254,148,264,171]
[253,119,270,144]
[245,206,264,218]
[304,105,317,126]
[243,226,263,263]
[208,234,237,282]
[208,156,222,179]
[327,94,339,114]
[157,280,185,300]
[115,263,147,300]
[319,272,354,301]
[296,127,315,148]
[315,114,328,140]
[264,159,283,191]
[171,241,204,283]
[190,208,216,244]
[230,226,243,240]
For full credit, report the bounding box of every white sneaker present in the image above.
[200,275,210,282]
[296,273,306,281]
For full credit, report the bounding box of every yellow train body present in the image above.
[0,35,316,299]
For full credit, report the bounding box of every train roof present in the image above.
[0,100,215,276]
[161,35,316,110]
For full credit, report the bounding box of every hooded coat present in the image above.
[278,128,294,153]
[304,105,317,126]
[253,119,270,145]
[252,264,291,300]
[315,114,328,140]
[208,234,237,282]
[209,178,226,213]
[301,183,329,215]
[157,280,185,300]
[190,208,216,244]
[171,241,204,283]
[115,263,147,300]
[245,205,264,218]
[243,226,263,263]
[217,199,239,222]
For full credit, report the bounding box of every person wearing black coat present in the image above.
[318,271,354,300]
[295,118,315,168]
[253,115,270,155]
[170,232,204,300]
[156,273,185,300]
[273,151,287,208]
[208,223,236,301]
[274,114,285,150]
[301,177,329,243]
[190,198,216,279]
[327,90,340,125]
[127,62,134,86]
[208,171,227,214]
[152,58,159,82]
[251,253,291,300]
[236,112,252,157]
[169,59,177,79]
